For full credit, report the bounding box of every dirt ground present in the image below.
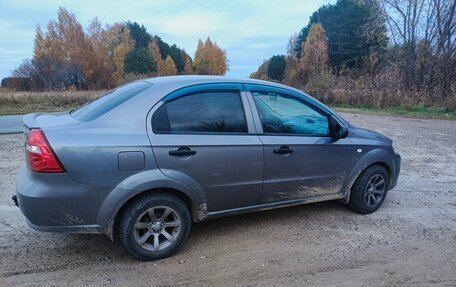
[0,112,455,286]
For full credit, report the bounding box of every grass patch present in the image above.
[0,90,104,115]
[0,89,454,120]
[332,105,456,120]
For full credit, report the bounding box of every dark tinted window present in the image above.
[252,91,329,136]
[153,91,247,133]
[71,81,151,121]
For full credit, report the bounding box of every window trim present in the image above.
[152,89,249,135]
[249,88,332,137]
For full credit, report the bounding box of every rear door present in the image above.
[245,84,354,203]
[147,83,264,212]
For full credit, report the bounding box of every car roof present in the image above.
[137,76,348,125]
[141,75,296,90]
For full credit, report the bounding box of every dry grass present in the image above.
[0,87,454,119]
[0,89,105,115]
[304,68,456,111]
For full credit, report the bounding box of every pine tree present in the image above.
[126,21,151,49]
[111,25,135,84]
[267,55,286,81]
[294,0,388,70]
[124,48,156,74]
[153,36,171,59]
[168,44,184,73]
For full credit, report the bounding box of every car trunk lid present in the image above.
[23,112,80,130]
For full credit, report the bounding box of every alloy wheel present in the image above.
[133,206,182,252]
[364,174,386,208]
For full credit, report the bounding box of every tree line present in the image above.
[2,7,228,91]
[251,0,455,109]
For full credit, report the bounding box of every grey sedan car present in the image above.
[15,76,400,260]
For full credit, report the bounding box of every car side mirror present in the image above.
[328,115,348,139]
[336,125,349,139]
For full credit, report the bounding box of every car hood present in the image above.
[350,126,392,144]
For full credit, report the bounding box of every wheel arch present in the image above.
[111,187,197,241]
[96,170,207,240]
[341,148,395,204]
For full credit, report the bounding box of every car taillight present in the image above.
[26,129,65,173]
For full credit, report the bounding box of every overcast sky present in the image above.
[0,0,333,81]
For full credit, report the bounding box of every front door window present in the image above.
[252,91,329,136]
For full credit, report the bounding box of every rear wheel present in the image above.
[348,165,389,214]
[119,193,191,260]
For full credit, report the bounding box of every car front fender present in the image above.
[341,147,397,203]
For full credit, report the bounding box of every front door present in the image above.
[246,85,354,203]
[148,84,263,212]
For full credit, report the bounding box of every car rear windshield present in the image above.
[70,81,152,122]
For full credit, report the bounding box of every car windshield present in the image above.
[71,81,152,122]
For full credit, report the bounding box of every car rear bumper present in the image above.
[15,166,111,234]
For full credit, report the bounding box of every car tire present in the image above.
[348,165,389,214]
[119,193,191,261]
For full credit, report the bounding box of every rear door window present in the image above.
[153,91,247,134]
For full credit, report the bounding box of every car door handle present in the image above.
[273,146,294,155]
[169,147,196,156]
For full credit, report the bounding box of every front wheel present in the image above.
[119,193,191,260]
[348,165,389,214]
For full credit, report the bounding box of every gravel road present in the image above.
[0,113,455,286]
